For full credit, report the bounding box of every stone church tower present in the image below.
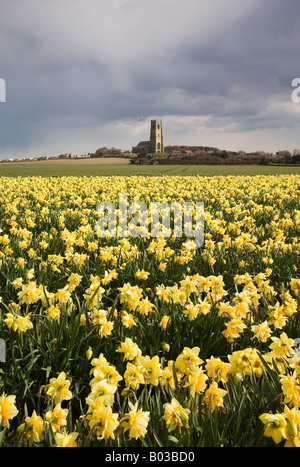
[132,119,164,154]
[150,119,163,154]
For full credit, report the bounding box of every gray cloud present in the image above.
[0,0,299,157]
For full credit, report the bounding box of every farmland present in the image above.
[0,170,300,447]
[1,158,300,177]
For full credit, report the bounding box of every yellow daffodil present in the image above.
[55,430,79,447]
[0,393,19,428]
[116,337,142,361]
[162,398,190,432]
[86,397,119,440]
[120,402,150,439]
[203,382,228,413]
[18,410,44,445]
[139,355,162,386]
[45,403,68,433]
[44,372,72,404]
[175,347,203,376]
[251,320,272,343]
[259,412,288,444]
[124,361,144,390]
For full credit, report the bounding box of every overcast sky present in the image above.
[0,0,300,158]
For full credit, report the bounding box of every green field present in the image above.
[1,160,300,177]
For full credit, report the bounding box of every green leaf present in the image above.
[168,435,179,444]
[0,427,7,446]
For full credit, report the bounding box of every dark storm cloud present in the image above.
[137,0,300,122]
[0,0,299,156]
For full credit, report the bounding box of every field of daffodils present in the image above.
[0,174,300,447]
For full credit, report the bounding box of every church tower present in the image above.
[150,119,163,154]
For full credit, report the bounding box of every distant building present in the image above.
[167,149,194,160]
[132,119,163,154]
[132,141,152,154]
